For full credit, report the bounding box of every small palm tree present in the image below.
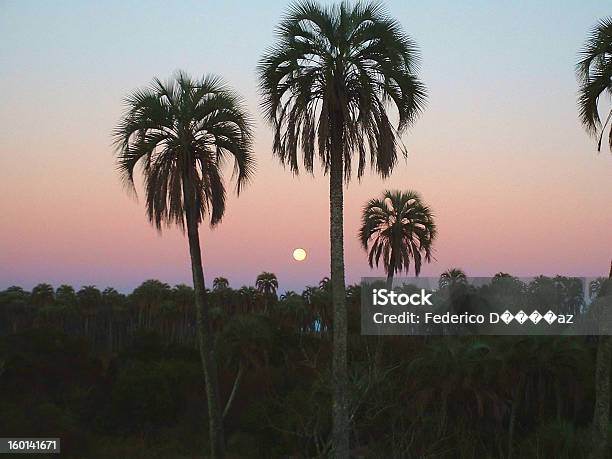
[31,283,55,308]
[213,277,230,291]
[55,285,77,308]
[255,272,279,297]
[256,272,279,313]
[439,268,467,290]
[259,2,425,452]
[319,276,331,292]
[114,71,254,457]
[359,190,436,288]
[77,285,102,309]
[577,17,612,152]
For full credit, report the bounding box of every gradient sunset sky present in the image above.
[1,0,611,293]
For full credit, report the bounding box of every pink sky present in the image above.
[1,1,611,292]
[1,119,610,292]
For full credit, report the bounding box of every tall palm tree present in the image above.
[577,17,612,153]
[578,19,612,459]
[114,71,254,457]
[259,3,425,453]
[359,190,436,288]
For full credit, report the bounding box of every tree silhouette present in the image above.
[577,17,612,153]
[114,71,254,457]
[577,19,612,458]
[360,190,436,288]
[55,285,77,308]
[438,269,467,290]
[31,283,54,308]
[256,272,279,314]
[256,272,279,298]
[213,277,230,292]
[259,2,426,452]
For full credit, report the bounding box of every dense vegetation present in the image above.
[1,274,611,458]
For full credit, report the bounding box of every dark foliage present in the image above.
[0,276,610,457]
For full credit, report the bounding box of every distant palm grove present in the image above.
[1,273,612,457]
[0,269,612,458]
[1,0,611,458]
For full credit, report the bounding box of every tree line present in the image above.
[2,273,610,352]
[1,272,612,457]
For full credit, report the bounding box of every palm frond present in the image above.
[359,190,436,277]
[576,17,612,151]
[258,0,426,180]
[114,71,254,230]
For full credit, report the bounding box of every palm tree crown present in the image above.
[577,17,612,152]
[213,277,230,291]
[258,0,426,179]
[439,268,467,289]
[256,272,279,297]
[114,71,254,229]
[359,190,436,278]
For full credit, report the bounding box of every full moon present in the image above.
[293,248,307,262]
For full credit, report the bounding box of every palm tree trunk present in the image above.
[330,122,349,458]
[590,336,612,459]
[386,271,394,290]
[372,270,393,378]
[185,198,225,458]
[507,375,524,459]
[589,260,612,459]
[386,245,397,290]
[223,361,244,419]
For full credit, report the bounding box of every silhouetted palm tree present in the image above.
[77,286,102,308]
[102,287,125,313]
[238,286,262,314]
[590,276,612,300]
[31,283,55,308]
[577,17,612,153]
[439,268,467,290]
[318,276,331,292]
[213,277,230,291]
[259,2,425,452]
[55,285,77,308]
[360,190,436,288]
[255,272,279,298]
[114,71,254,457]
[577,20,612,458]
[131,280,171,328]
[256,272,279,313]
